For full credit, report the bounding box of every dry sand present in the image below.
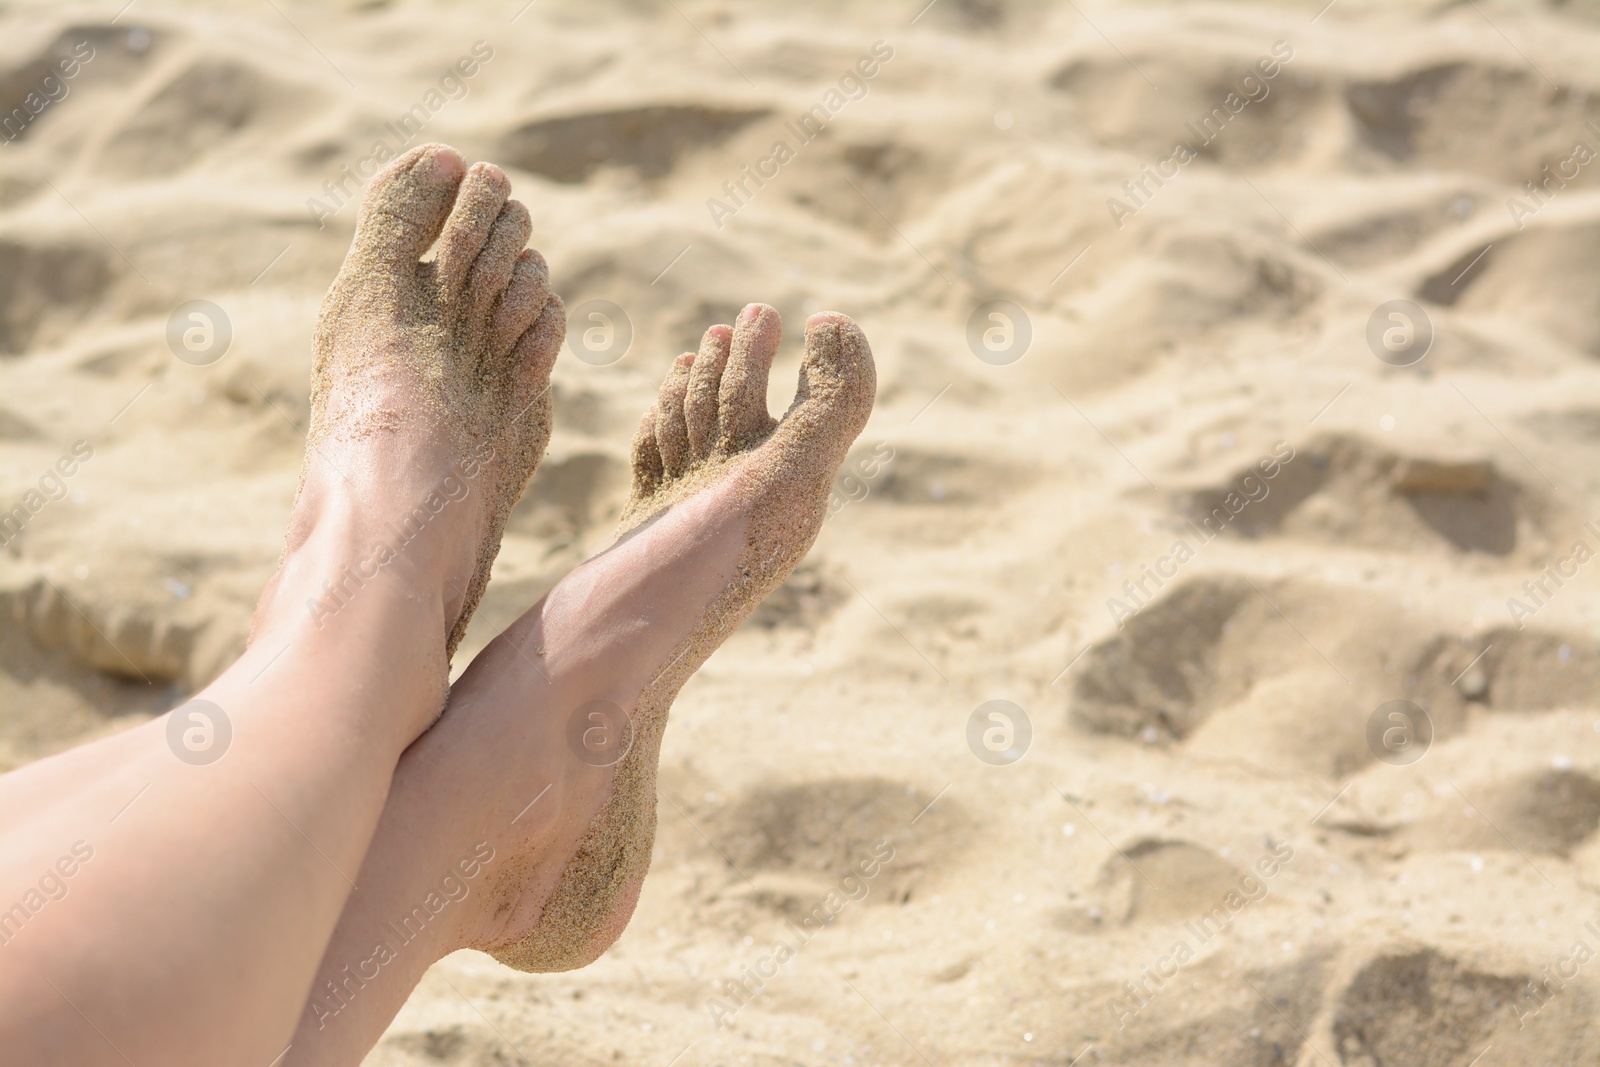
[2,1,1599,1064]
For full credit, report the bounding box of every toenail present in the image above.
[425,146,465,179]
[738,304,760,324]
[805,311,840,330]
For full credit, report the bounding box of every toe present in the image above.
[684,324,732,460]
[653,353,695,478]
[629,410,664,499]
[769,312,876,463]
[350,143,466,270]
[488,249,552,364]
[498,294,565,477]
[432,162,511,299]
[462,200,533,342]
[717,303,782,450]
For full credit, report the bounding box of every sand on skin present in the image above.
[307,144,563,659]
[490,310,875,972]
[1,1,1598,1063]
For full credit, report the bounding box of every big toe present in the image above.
[349,143,467,271]
[771,312,876,461]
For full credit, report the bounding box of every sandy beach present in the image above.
[3,1,1599,1063]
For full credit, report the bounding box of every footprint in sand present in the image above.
[1087,838,1253,926]
[1174,433,1553,558]
[704,776,961,911]
[1332,948,1550,1067]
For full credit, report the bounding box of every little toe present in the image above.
[717,302,782,450]
[630,410,664,499]
[349,143,466,271]
[654,353,695,478]
[488,250,552,364]
[684,324,732,459]
[462,199,533,339]
[499,294,565,475]
[432,161,511,299]
[771,312,876,462]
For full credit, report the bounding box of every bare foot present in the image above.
[261,142,564,688]
[470,304,874,969]
[283,306,872,1057]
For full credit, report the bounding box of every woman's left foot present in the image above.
[259,142,564,686]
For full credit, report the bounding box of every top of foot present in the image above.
[295,143,566,658]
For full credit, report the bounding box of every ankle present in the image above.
[258,525,442,634]
[286,442,490,577]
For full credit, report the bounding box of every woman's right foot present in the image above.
[473,304,875,971]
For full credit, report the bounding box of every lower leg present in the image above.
[286,484,748,1063]
[0,138,565,1064]
[0,500,455,1066]
[286,308,875,1064]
